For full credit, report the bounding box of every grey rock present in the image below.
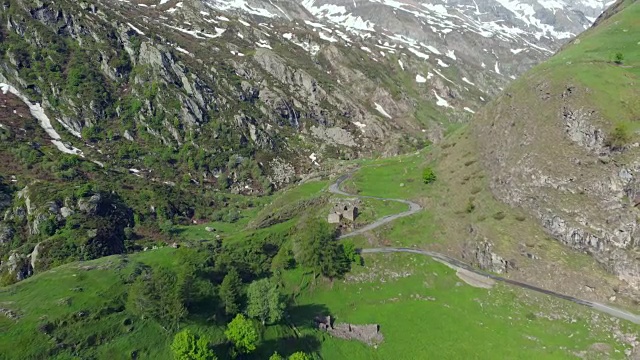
[473,241,514,274]
[6,252,32,281]
[0,224,13,244]
[123,130,134,141]
[77,194,102,214]
[29,242,41,272]
[60,207,74,218]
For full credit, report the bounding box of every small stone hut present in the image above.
[328,202,358,223]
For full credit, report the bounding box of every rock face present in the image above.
[0,189,133,281]
[6,252,32,281]
[474,3,640,295]
[464,241,515,274]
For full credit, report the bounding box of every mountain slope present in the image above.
[475,0,640,295]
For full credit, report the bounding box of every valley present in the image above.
[1,0,640,358]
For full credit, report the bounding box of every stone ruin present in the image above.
[328,202,359,224]
[314,315,383,346]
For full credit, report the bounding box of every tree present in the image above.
[171,329,217,360]
[225,314,259,355]
[294,219,349,279]
[422,167,436,184]
[219,267,242,316]
[269,352,311,360]
[288,352,312,360]
[342,240,362,266]
[614,52,624,65]
[246,278,285,325]
[269,353,285,360]
[127,267,187,330]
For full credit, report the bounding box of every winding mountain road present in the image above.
[329,172,640,324]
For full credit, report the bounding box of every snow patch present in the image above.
[462,77,475,86]
[445,49,457,60]
[319,31,338,42]
[407,47,429,60]
[416,74,427,83]
[374,103,392,119]
[437,58,449,67]
[0,83,84,156]
[433,91,451,108]
[127,23,145,35]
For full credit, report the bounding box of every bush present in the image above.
[465,199,475,213]
[614,52,624,65]
[492,211,506,220]
[422,167,436,184]
[606,123,631,149]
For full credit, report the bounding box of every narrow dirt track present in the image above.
[329,172,640,324]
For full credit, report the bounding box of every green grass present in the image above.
[343,149,432,200]
[0,255,173,359]
[287,253,637,359]
[533,1,640,133]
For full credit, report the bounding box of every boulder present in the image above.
[60,207,74,218]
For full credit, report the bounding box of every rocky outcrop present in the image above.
[464,241,515,274]
[6,252,32,281]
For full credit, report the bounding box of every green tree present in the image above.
[219,267,242,316]
[127,267,187,330]
[269,353,285,360]
[288,352,312,360]
[171,329,217,360]
[614,52,624,65]
[422,167,436,184]
[294,219,348,279]
[225,314,259,355]
[342,240,362,265]
[246,278,285,325]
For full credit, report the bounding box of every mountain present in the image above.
[475,0,640,296]
[206,0,613,84]
[0,0,613,286]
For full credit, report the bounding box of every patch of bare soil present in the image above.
[456,268,495,289]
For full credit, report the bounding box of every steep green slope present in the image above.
[475,0,640,298]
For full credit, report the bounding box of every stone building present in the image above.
[328,202,358,223]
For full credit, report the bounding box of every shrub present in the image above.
[422,167,436,184]
[614,52,624,65]
[606,123,631,149]
[493,211,506,220]
[465,199,476,213]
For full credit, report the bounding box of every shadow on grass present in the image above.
[255,334,322,359]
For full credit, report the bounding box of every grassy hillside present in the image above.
[537,0,639,133]
[471,0,640,298]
